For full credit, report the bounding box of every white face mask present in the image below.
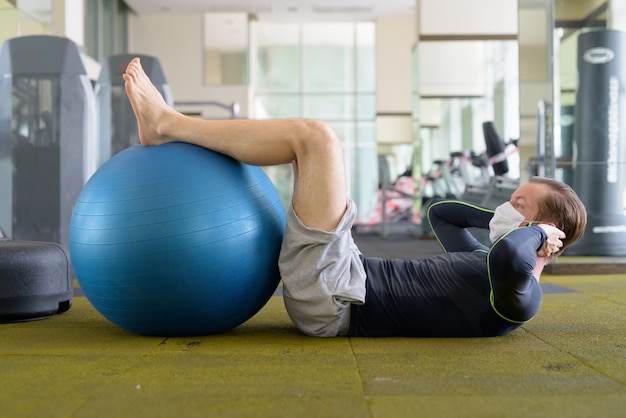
[489,201,526,242]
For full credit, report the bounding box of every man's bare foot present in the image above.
[123,57,177,146]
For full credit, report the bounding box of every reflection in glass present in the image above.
[251,21,376,217]
[203,13,249,85]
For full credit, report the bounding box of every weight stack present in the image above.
[569,29,626,255]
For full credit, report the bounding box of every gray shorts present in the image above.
[278,199,366,337]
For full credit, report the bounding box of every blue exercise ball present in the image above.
[69,143,286,336]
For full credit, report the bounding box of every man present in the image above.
[123,58,587,338]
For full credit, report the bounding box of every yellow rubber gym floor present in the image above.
[1,233,625,418]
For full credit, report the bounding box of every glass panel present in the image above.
[115,0,128,53]
[255,23,300,92]
[303,94,354,120]
[252,21,377,210]
[84,0,99,59]
[102,0,113,58]
[356,122,378,217]
[356,22,376,93]
[203,13,248,85]
[83,0,129,61]
[356,93,375,120]
[302,23,354,93]
[254,95,300,119]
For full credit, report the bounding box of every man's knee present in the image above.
[293,119,342,159]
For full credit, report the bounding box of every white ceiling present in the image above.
[123,0,603,20]
[123,0,416,21]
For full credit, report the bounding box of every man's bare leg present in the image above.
[123,57,347,231]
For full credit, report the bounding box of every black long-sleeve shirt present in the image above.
[348,200,547,337]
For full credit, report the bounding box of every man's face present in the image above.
[509,182,549,224]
